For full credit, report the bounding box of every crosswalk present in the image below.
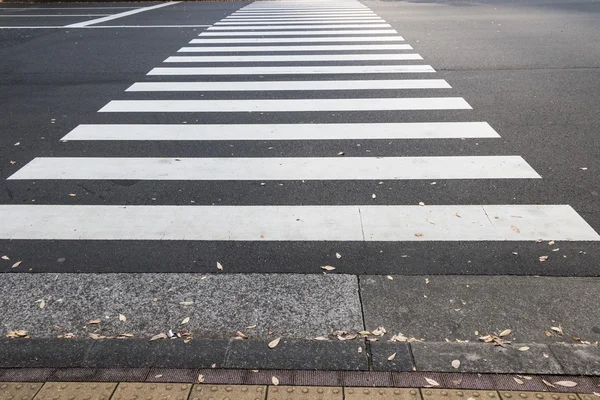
[2,0,599,249]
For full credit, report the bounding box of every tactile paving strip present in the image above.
[112,383,191,400]
[499,393,579,400]
[422,389,500,400]
[268,386,342,400]
[190,385,266,400]
[33,382,116,400]
[345,388,421,400]
[0,382,43,400]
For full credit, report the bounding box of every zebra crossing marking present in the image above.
[198,30,398,36]
[189,37,405,43]
[147,65,434,75]
[163,54,423,62]
[177,44,413,52]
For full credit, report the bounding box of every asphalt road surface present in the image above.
[1,0,599,278]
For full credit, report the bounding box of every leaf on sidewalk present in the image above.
[181,317,190,325]
[336,252,342,259]
[498,329,512,337]
[511,226,520,234]
[551,325,564,335]
[268,337,281,348]
[272,376,279,386]
[180,301,194,306]
[88,319,101,325]
[539,255,549,262]
[513,377,524,385]
[236,331,249,339]
[321,265,336,271]
[197,374,205,384]
[518,346,530,351]
[36,299,46,309]
[11,260,22,269]
[119,314,126,322]
[150,333,167,341]
[424,378,440,387]
[542,380,555,388]
[387,352,396,361]
[217,262,223,270]
[1,255,9,260]
[554,381,577,388]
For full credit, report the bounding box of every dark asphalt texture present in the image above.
[1,0,599,276]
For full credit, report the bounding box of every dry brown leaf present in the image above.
[372,194,376,199]
[372,327,386,336]
[498,329,512,337]
[37,299,46,309]
[236,331,249,339]
[513,377,524,385]
[184,336,193,344]
[335,252,342,259]
[518,346,530,351]
[418,202,425,206]
[424,378,440,387]
[548,240,555,246]
[119,333,134,338]
[511,226,521,234]
[197,374,205,383]
[358,330,372,336]
[451,359,460,369]
[426,218,435,225]
[247,325,257,329]
[217,262,223,270]
[387,352,396,361]
[7,330,29,338]
[68,193,76,197]
[358,347,363,353]
[180,301,194,306]
[150,333,167,341]
[337,152,345,156]
[314,336,328,340]
[453,213,461,218]
[89,333,103,340]
[1,255,9,260]
[425,278,430,284]
[181,317,190,325]
[268,337,281,349]
[88,319,101,325]
[551,325,564,335]
[452,380,462,385]
[539,255,549,262]
[271,377,279,386]
[386,275,393,280]
[554,381,577,388]
[414,233,423,237]
[11,260,22,269]
[321,265,336,271]
[545,331,552,337]
[119,314,126,322]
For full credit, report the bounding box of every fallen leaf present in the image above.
[119,314,126,322]
[372,194,377,199]
[11,260,22,269]
[580,167,588,171]
[180,301,194,306]
[88,333,103,340]
[314,336,328,340]
[426,218,435,225]
[184,336,193,344]
[542,380,555,388]
[247,325,257,329]
[119,333,134,338]
[452,380,462,385]
[155,374,163,378]
[592,393,600,397]
[36,299,46,309]
[543,353,549,358]
[358,347,363,353]
[387,352,396,361]
[197,374,205,383]
[1,255,9,260]
[211,364,217,369]
[372,326,386,336]
[545,331,552,337]
[88,319,101,325]
[268,337,281,348]
[236,331,249,339]
[539,255,549,262]
[387,275,393,280]
[511,226,521,234]
[7,330,29,338]
[68,193,76,197]
[321,265,336,271]
[414,233,423,237]
[272,377,279,386]
[453,213,461,218]
[551,325,564,335]
[554,381,577,388]
[181,317,190,325]
[498,329,512,337]
[358,330,372,336]
[418,202,425,206]
[425,278,430,284]
[548,241,555,246]
[335,252,342,259]
[217,262,223,270]
[552,248,560,252]
[451,359,460,369]
[150,332,167,341]
[424,378,440,387]
[513,377,524,385]
[518,346,530,351]
[337,152,345,156]
[512,252,519,255]
[536,239,544,243]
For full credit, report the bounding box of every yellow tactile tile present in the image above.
[422,389,499,400]
[345,388,422,400]
[112,383,191,400]
[268,386,342,400]
[33,382,116,400]
[0,382,43,400]
[190,385,266,400]
[499,393,579,400]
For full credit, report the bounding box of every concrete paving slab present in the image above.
[360,276,600,343]
[411,342,563,374]
[550,344,600,375]
[0,273,362,339]
[366,342,413,372]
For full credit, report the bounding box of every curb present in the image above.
[0,339,598,375]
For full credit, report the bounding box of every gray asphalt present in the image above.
[1,0,599,276]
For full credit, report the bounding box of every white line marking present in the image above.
[126,79,448,92]
[9,156,538,181]
[148,65,434,75]
[199,30,397,36]
[223,16,382,20]
[64,2,180,28]
[178,44,413,52]
[238,7,370,10]
[163,54,422,62]
[61,122,500,141]
[207,24,391,30]
[216,20,384,25]
[189,36,405,43]
[2,205,596,241]
[230,13,377,17]
[99,98,467,112]
[0,7,140,9]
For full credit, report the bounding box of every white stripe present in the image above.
[0,14,111,17]
[2,205,596,241]
[0,7,140,9]
[0,25,210,29]
[126,79,449,92]
[233,10,374,13]
[177,44,413,52]
[238,7,370,10]
[199,30,397,36]
[60,122,500,141]
[230,13,377,16]
[215,20,384,25]
[189,37,405,43]
[148,65,434,75]
[163,54,423,62]
[99,98,468,112]
[9,156,538,181]
[223,17,382,20]
[207,24,391,30]
[64,2,180,28]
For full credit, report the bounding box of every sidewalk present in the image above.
[1,375,599,400]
